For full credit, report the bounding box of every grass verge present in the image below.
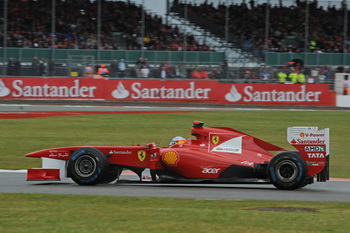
[1,193,350,233]
[0,111,349,177]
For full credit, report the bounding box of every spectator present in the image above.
[160,66,167,79]
[140,65,150,78]
[47,58,55,76]
[199,67,209,79]
[110,59,119,78]
[15,58,21,76]
[344,75,349,95]
[7,58,16,75]
[118,59,127,78]
[97,64,109,78]
[39,58,46,76]
[191,68,201,79]
[31,56,40,76]
[85,64,93,78]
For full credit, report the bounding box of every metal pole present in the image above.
[304,0,309,64]
[97,0,101,62]
[51,0,56,60]
[343,1,348,65]
[225,0,229,52]
[141,0,145,58]
[183,0,188,63]
[3,0,8,75]
[264,0,270,65]
[166,0,169,25]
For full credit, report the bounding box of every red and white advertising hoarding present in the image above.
[0,77,336,106]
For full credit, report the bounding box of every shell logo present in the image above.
[162,151,179,166]
[300,133,305,137]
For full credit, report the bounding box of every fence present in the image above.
[0,48,225,65]
[266,53,349,66]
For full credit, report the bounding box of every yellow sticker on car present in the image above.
[212,136,220,145]
[162,151,179,166]
[138,151,146,161]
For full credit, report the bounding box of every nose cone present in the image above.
[26,149,50,158]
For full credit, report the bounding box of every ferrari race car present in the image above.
[26,121,330,190]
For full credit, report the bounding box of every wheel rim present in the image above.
[275,160,298,182]
[75,155,97,177]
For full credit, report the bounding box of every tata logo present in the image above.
[305,146,325,152]
[307,153,325,159]
[202,168,221,174]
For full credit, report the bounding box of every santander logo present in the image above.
[0,79,11,97]
[112,82,130,99]
[224,85,322,102]
[111,82,211,100]
[225,85,242,102]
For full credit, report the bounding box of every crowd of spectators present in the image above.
[0,0,210,51]
[171,0,350,56]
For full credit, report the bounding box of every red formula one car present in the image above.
[26,121,330,190]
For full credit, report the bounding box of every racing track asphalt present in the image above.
[1,171,350,202]
[0,101,349,202]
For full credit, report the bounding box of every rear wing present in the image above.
[287,127,330,181]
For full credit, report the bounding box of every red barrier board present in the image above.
[0,77,335,106]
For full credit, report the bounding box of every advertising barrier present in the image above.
[0,77,336,106]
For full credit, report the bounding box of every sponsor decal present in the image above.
[0,79,11,97]
[307,153,325,159]
[300,132,325,138]
[112,82,130,99]
[212,136,220,145]
[212,136,242,154]
[138,151,146,162]
[114,82,211,100]
[225,85,242,102]
[241,161,254,166]
[10,79,97,98]
[202,168,221,174]
[305,146,325,152]
[48,150,69,157]
[306,161,326,166]
[162,151,179,166]
[109,150,132,155]
[225,85,322,103]
[290,139,325,145]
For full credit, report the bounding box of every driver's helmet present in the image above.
[169,136,187,146]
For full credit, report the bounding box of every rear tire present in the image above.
[268,151,308,190]
[68,148,107,185]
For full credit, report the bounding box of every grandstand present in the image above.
[0,0,348,82]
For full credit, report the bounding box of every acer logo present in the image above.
[202,168,221,174]
[307,153,325,159]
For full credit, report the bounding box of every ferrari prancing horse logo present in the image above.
[138,151,146,161]
[212,136,220,145]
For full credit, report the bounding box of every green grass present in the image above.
[1,193,350,233]
[1,111,349,177]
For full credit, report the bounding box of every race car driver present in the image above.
[169,136,187,146]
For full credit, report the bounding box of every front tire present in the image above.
[268,151,308,190]
[68,148,107,185]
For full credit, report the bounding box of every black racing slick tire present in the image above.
[268,151,308,190]
[68,148,107,185]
